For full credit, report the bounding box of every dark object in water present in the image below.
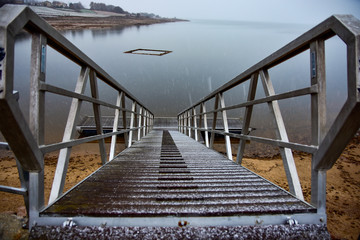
[124,48,172,56]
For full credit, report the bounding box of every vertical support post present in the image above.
[142,109,147,137]
[151,114,154,131]
[145,111,149,134]
[183,113,186,134]
[198,106,203,135]
[193,107,198,141]
[28,32,46,220]
[180,114,184,134]
[183,113,187,134]
[219,93,232,160]
[128,101,136,147]
[109,91,122,161]
[0,29,15,99]
[29,34,46,145]
[121,93,128,147]
[148,112,151,133]
[210,94,219,149]
[15,158,29,215]
[236,73,258,164]
[186,110,190,137]
[138,106,143,140]
[133,104,138,138]
[201,103,210,147]
[49,67,89,204]
[89,70,107,165]
[310,40,327,212]
[346,37,360,102]
[260,69,304,200]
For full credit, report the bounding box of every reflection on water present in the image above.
[8,19,348,146]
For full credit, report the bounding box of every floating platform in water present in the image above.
[124,48,172,56]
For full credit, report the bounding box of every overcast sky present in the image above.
[68,0,360,24]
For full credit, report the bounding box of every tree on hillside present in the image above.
[90,2,125,14]
[0,0,15,8]
[113,6,124,13]
[69,1,84,10]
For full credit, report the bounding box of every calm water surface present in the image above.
[9,19,347,144]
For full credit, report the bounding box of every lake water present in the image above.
[9,19,348,145]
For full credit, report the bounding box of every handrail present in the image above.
[178,14,360,215]
[0,4,154,226]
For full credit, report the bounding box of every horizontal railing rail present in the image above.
[178,14,360,217]
[0,4,154,227]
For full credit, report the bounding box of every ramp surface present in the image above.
[41,130,315,218]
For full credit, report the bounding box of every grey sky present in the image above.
[67,0,360,24]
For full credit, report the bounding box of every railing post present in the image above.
[310,40,327,212]
[236,73,258,164]
[121,93,129,147]
[109,91,122,161]
[201,103,210,147]
[128,101,136,147]
[210,94,219,149]
[183,112,187,134]
[146,111,150,134]
[187,110,191,137]
[89,70,107,165]
[138,106,143,140]
[177,115,181,132]
[29,33,46,145]
[142,109,147,137]
[146,110,149,134]
[219,93,232,160]
[0,27,14,99]
[49,66,90,204]
[180,114,184,134]
[28,32,46,221]
[149,112,153,132]
[193,107,198,141]
[260,69,304,200]
[134,104,138,138]
[183,113,186,134]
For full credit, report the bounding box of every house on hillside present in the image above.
[52,1,67,8]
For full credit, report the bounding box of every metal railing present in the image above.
[0,5,153,226]
[178,14,360,216]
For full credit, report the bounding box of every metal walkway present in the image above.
[38,130,317,227]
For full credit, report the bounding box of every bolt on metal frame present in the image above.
[178,14,360,214]
[0,5,154,227]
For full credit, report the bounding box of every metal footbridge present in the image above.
[0,5,359,238]
[40,130,315,224]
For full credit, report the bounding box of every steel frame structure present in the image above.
[0,5,154,227]
[178,14,360,215]
[0,4,359,231]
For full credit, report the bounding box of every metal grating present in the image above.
[41,130,316,220]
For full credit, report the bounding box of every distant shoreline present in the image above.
[43,15,188,31]
[27,6,188,31]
